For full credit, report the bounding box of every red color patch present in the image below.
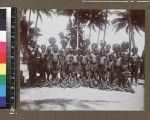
[0,52,6,63]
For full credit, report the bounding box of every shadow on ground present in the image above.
[20,98,121,110]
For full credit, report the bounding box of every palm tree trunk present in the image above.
[34,13,39,41]
[27,9,32,36]
[103,9,108,41]
[68,17,71,48]
[89,26,91,41]
[128,10,133,53]
[97,27,101,43]
[131,27,135,48]
[129,28,131,53]
[76,13,79,50]
[35,13,39,29]
[28,9,31,22]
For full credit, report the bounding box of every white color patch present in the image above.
[0,31,6,42]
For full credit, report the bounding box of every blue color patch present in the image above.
[0,97,6,107]
[0,85,6,97]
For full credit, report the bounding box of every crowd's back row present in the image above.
[25,39,144,88]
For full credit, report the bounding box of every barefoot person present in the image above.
[39,45,47,82]
[59,40,68,82]
[121,53,133,92]
[80,50,89,86]
[131,47,140,85]
[106,52,114,87]
[89,43,99,87]
[113,51,122,88]
[97,48,107,88]
[27,41,39,86]
[50,44,60,86]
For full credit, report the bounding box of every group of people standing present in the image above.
[21,37,144,92]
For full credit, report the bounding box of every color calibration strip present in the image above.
[0,9,6,107]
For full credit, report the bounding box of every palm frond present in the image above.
[112,18,127,25]
[125,25,129,34]
[114,22,127,33]
[134,26,141,35]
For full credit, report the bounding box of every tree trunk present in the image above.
[131,27,135,48]
[97,27,101,43]
[103,9,108,41]
[28,9,31,22]
[68,17,71,48]
[34,13,39,41]
[128,10,135,54]
[76,13,79,50]
[89,26,91,41]
[35,13,39,29]
[129,27,132,53]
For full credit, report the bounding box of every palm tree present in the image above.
[84,10,101,41]
[57,9,110,49]
[95,10,109,43]
[57,9,88,49]
[22,9,54,32]
[20,16,29,63]
[21,9,54,42]
[34,9,54,28]
[20,16,42,63]
[80,9,109,43]
[112,10,145,52]
[103,9,108,41]
[66,18,84,49]
[21,9,36,22]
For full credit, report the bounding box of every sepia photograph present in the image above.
[20,9,145,111]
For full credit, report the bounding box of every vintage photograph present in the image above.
[20,9,145,111]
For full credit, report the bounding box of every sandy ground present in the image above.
[20,64,144,111]
[20,85,144,111]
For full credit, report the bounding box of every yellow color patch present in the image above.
[0,64,6,75]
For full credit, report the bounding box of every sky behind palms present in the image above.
[24,9,145,56]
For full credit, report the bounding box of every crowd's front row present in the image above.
[20,40,144,93]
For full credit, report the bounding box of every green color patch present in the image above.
[0,75,6,85]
